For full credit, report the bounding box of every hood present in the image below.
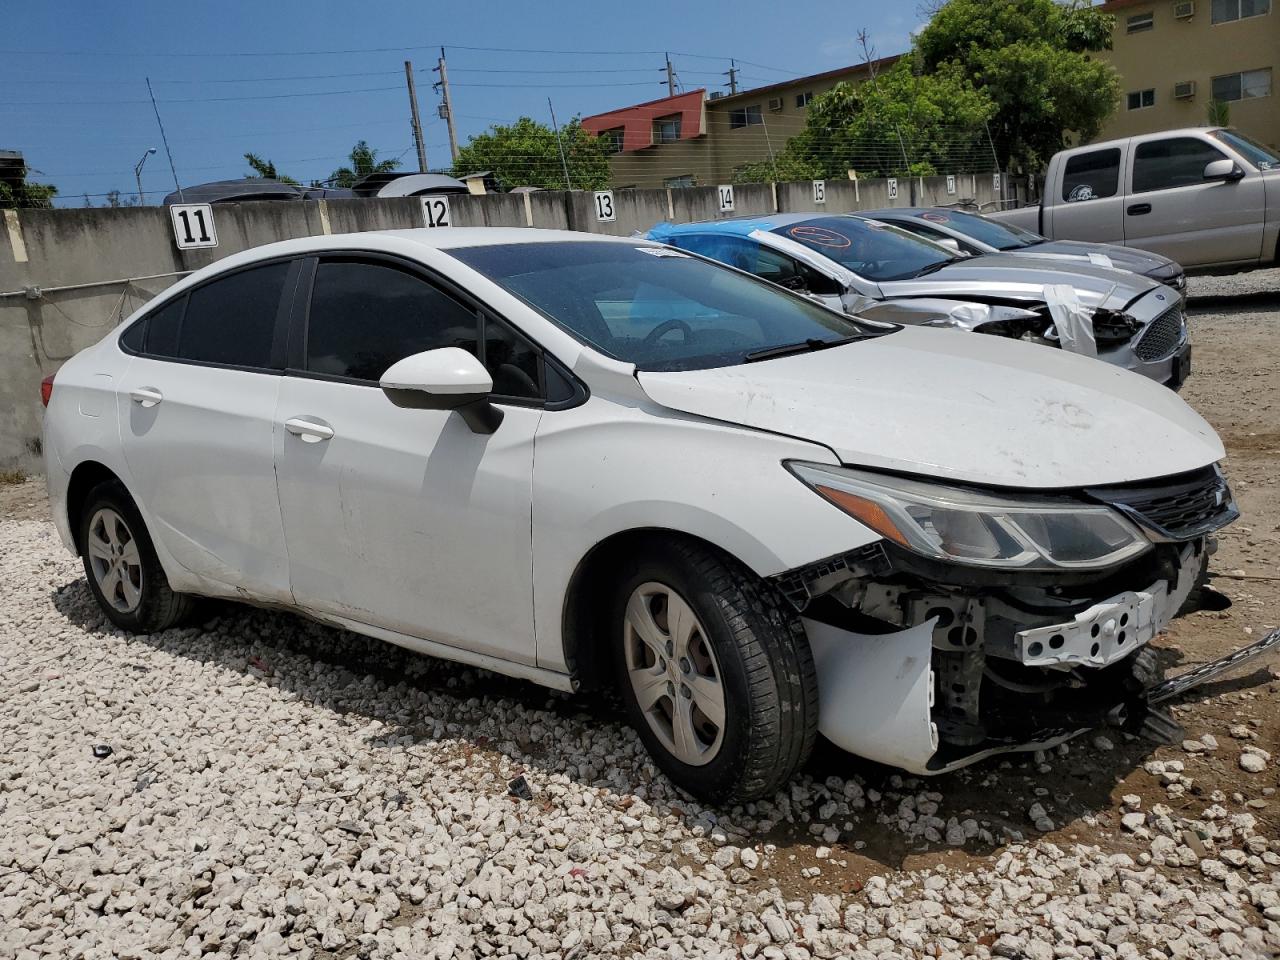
[637,326,1222,489]
[1016,240,1177,276]
[879,253,1161,310]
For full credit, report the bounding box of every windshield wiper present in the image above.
[909,259,957,279]
[744,335,867,363]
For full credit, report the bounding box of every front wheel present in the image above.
[612,539,818,804]
[79,481,196,632]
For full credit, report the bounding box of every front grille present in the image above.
[1133,306,1185,362]
[1086,465,1238,541]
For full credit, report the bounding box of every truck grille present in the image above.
[1086,465,1237,542]
[1133,306,1185,362]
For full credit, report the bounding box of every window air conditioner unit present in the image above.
[767,97,784,112]
[1173,0,1195,19]
[1174,80,1196,100]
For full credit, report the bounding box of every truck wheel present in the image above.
[79,480,195,633]
[612,539,818,803]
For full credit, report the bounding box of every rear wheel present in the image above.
[613,539,818,803]
[79,481,195,632]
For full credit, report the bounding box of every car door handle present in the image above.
[284,417,335,443]
[1127,203,1152,216]
[129,387,163,408]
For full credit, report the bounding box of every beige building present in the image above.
[1097,0,1279,149]
[582,58,898,190]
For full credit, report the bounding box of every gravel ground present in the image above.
[3,270,1280,960]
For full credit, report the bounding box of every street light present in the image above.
[134,148,157,206]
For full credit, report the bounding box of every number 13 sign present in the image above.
[169,203,218,250]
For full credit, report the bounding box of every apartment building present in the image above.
[581,58,898,189]
[1097,0,1279,148]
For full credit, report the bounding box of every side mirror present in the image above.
[379,347,503,434]
[1203,158,1245,183]
[936,237,966,255]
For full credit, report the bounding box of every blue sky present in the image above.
[1,1,923,206]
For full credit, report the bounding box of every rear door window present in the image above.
[1061,148,1121,203]
[1132,137,1229,193]
[144,296,185,358]
[179,262,289,368]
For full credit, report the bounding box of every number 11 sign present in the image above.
[169,203,218,250]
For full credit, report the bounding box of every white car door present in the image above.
[117,260,296,601]
[274,256,545,665]
[1123,134,1265,268]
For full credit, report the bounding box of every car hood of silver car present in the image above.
[636,324,1222,489]
[878,253,1164,311]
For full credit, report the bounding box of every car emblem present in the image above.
[1156,294,1166,301]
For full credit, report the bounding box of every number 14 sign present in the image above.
[169,203,218,250]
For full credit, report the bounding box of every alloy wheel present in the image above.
[86,507,143,614]
[623,581,726,766]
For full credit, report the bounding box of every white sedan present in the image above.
[43,228,1240,802]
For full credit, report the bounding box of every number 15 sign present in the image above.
[169,203,218,250]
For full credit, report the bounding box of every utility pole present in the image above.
[547,98,572,190]
[433,48,460,164]
[724,59,739,96]
[404,61,428,173]
[664,53,676,96]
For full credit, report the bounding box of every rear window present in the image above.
[1061,148,1121,203]
[179,262,289,368]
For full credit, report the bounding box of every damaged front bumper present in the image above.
[785,497,1275,774]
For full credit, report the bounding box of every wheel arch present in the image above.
[561,526,768,693]
[65,460,129,555]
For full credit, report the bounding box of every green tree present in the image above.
[244,152,299,185]
[913,0,1120,172]
[0,160,57,209]
[326,141,401,188]
[736,57,997,182]
[452,117,613,191]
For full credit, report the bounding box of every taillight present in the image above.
[40,373,55,408]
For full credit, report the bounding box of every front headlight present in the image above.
[789,463,1151,571]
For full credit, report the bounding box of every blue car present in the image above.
[644,214,1192,389]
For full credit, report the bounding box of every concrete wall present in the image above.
[0,171,1020,472]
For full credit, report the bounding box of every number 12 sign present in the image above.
[421,195,452,228]
[170,203,218,250]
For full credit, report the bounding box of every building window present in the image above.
[795,91,814,108]
[664,175,695,189]
[1127,11,1155,32]
[1211,67,1273,101]
[1127,89,1156,110]
[1211,0,1271,23]
[652,115,681,144]
[600,128,625,154]
[729,105,763,129]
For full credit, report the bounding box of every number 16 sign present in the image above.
[169,203,218,250]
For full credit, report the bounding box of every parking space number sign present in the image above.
[717,185,735,213]
[594,191,616,222]
[812,180,826,205]
[993,173,1002,192]
[170,203,217,249]
[887,178,898,201]
[421,195,452,228]
[946,175,957,196]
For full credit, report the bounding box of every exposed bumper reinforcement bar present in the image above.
[1146,627,1280,705]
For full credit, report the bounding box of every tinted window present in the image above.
[909,210,1042,251]
[1210,128,1279,170]
[451,241,879,373]
[482,316,541,400]
[1132,138,1227,193]
[145,296,185,358]
[119,316,148,353]
[179,263,287,368]
[1061,148,1120,202]
[671,234,844,295]
[306,260,479,382]
[773,217,956,282]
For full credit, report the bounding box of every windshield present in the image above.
[911,209,1044,251]
[450,241,881,372]
[1209,129,1279,171]
[772,216,957,281]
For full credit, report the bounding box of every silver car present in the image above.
[863,206,1187,297]
[646,214,1191,390]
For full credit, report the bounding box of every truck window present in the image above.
[1132,138,1228,193]
[1061,149,1120,203]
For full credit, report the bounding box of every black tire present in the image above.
[611,538,818,804]
[78,480,196,632]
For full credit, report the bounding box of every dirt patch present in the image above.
[0,478,49,523]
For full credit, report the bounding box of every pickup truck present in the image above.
[991,127,1279,274]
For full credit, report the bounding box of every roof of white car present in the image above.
[381,227,642,249]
